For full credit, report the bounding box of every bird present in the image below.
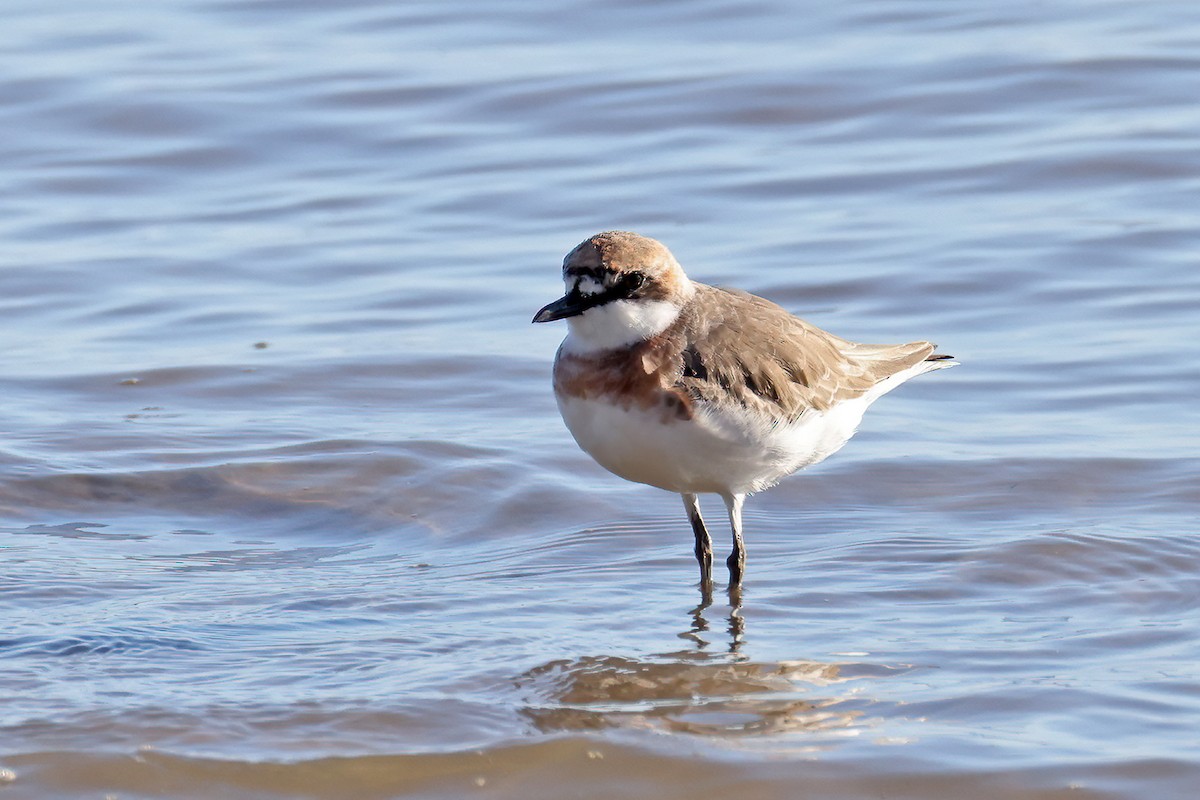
[533,231,956,594]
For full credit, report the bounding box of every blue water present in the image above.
[1,1,1198,798]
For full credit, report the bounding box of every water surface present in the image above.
[1,1,1199,798]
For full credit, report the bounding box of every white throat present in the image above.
[562,298,681,354]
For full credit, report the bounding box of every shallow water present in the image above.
[2,0,1199,798]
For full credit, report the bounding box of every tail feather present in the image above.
[848,342,958,404]
[842,340,942,381]
[924,352,959,369]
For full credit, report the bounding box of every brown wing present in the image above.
[665,283,937,420]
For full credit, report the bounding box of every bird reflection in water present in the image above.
[682,582,744,655]
[517,592,893,740]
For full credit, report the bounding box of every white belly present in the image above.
[556,393,872,496]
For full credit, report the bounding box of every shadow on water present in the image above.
[517,592,910,741]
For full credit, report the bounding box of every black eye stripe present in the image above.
[624,271,647,292]
[565,268,645,290]
[562,270,648,313]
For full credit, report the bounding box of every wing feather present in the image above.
[666,284,937,420]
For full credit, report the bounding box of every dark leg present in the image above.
[722,493,746,587]
[682,493,713,595]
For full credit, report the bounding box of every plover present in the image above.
[533,231,955,592]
